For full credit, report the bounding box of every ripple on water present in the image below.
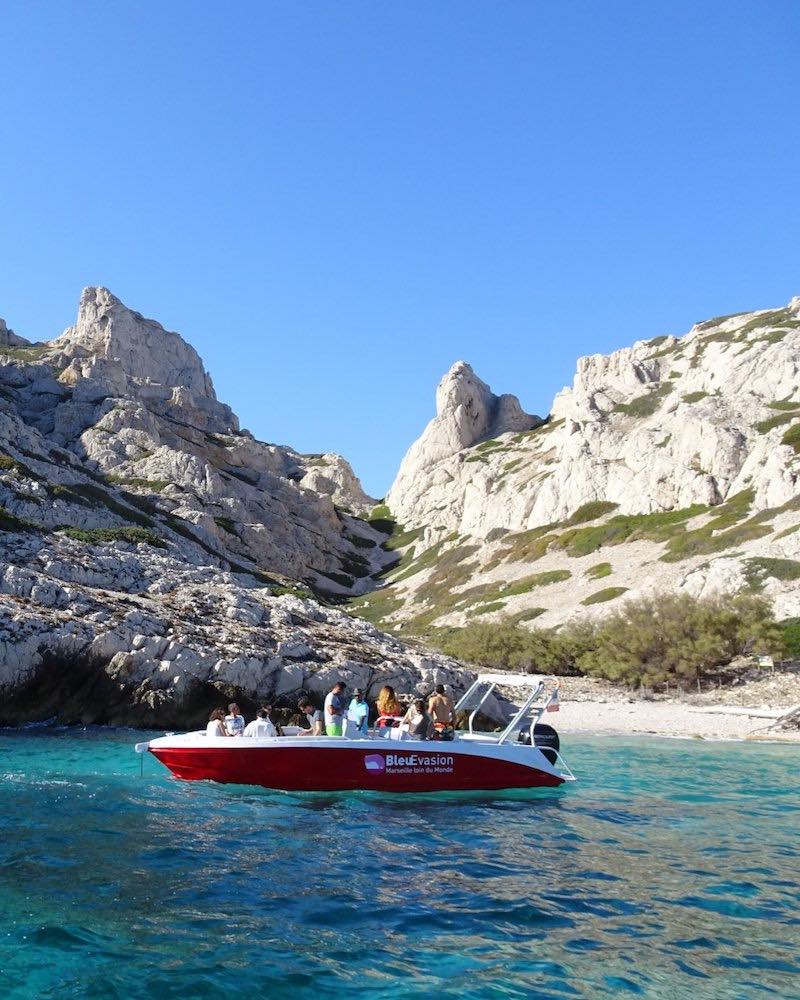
[0,730,798,1000]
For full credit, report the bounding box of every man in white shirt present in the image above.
[224,702,245,737]
[243,708,277,738]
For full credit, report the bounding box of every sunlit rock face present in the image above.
[379,298,800,631]
[0,287,384,590]
[0,289,475,725]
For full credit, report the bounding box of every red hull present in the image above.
[150,744,564,792]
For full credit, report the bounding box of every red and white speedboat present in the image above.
[134,673,575,793]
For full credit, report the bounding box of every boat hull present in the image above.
[147,738,565,792]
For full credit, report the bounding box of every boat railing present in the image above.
[455,672,560,744]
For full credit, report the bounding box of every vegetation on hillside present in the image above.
[434,592,787,690]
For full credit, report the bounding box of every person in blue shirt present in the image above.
[348,688,369,735]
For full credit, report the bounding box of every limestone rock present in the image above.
[377,297,800,632]
[0,287,378,588]
[387,361,541,521]
[0,319,28,348]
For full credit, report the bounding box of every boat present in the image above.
[134,673,576,792]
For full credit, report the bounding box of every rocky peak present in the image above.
[53,287,216,398]
[436,361,539,445]
[0,318,28,348]
[386,361,540,518]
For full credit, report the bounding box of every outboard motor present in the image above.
[533,723,560,765]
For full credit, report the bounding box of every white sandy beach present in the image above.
[550,674,800,742]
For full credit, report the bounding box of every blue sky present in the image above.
[1,1,798,497]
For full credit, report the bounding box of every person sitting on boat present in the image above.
[296,697,325,736]
[402,699,432,740]
[324,681,347,737]
[347,688,369,735]
[428,684,456,735]
[260,703,284,736]
[375,685,403,728]
[224,702,246,737]
[206,708,230,738]
[243,708,277,738]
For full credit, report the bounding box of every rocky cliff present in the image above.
[0,288,466,724]
[357,298,800,634]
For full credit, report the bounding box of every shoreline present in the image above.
[553,674,800,743]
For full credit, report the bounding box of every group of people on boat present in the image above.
[205,682,457,740]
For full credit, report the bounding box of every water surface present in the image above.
[0,729,798,999]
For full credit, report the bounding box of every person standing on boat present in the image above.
[324,681,347,736]
[348,688,369,736]
[296,697,325,736]
[243,708,277,738]
[224,702,246,737]
[428,685,456,731]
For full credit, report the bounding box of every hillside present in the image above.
[0,289,461,724]
[353,298,800,636]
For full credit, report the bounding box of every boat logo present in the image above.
[364,754,386,773]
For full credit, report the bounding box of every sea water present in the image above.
[0,729,798,999]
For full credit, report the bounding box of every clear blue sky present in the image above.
[1,1,798,497]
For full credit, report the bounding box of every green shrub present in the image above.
[555,504,707,557]
[0,343,51,361]
[564,501,619,525]
[471,601,507,616]
[661,520,772,562]
[485,527,509,543]
[499,570,571,597]
[682,391,709,404]
[269,584,313,600]
[105,475,170,492]
[782,618,800,657]
[348,533,377,549]
[586,561,612,580]
[582,586,627,605]
[214,516,238,535]
[614,382,673,418]
[577,592,783,687]
[767,399,800,411]
[781,424,800,454]
[0,506,40,532]
[430,592,785,688]
[755,412,797,434]
[58,526,166,548]
[746,557,800,584]
[368,504,395,534]
[737,309,794,336]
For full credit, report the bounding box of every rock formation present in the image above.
[365,298,800,633]
[4,287,800,724]
[1,288,381,591]
[0,288,473,725]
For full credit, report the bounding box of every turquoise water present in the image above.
[0,730,798,999]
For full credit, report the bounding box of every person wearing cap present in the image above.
[323,681,347,737]
[348,688,369,736]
